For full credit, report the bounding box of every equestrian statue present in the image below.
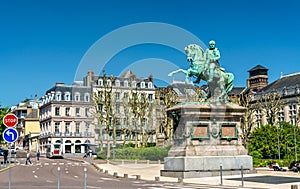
[168,40,234,103]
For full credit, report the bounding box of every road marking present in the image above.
[74,176,78,178]
[87,186,102,189]
[44,163,49,165]
[100,177,120,181]
[34,175,38,178]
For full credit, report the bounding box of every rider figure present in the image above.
[205,40,221,82]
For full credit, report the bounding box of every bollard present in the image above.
[158,160,161,164]
[122,160,124,165]
[136,175,141,180]
[57,167,60,189]
[113,172,118,177]
[178,177,183,184]
[147,160,149,165]
[100,168,103,172]
[106,160,109,164]
[84,167,87,189]
[241,164,244,188]
[124,174,128,178]
[155,176,160,181]
[135,160,137,165]
[291,185,299,189]
[220,163,223,186]
[104,170,108,174]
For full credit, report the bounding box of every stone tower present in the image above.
[247,65,268,92]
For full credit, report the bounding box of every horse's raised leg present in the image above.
[168,69,188,77]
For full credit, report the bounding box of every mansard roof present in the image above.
[168,81,196,97]
[261,72,300,91]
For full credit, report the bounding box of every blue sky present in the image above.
[1,0,300,107]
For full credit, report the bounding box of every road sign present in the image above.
[3,128,18,143]
[3,113,18,127]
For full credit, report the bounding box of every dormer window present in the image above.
[55,92,62,101]
[132,81,136,88]
[115,80,120,87]
[141,81,145,88]
[124,80,128,87]
[148,82,153,88]
[64,92,71,101]
[107,79,111,87]
[74,92,80,102]
[84,93,90,102]
[98,79,103,86]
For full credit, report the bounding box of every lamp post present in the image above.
[294,125,298,161]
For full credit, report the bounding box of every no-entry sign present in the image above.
[3,113,18,127]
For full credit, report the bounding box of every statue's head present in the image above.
[209,40,216,49]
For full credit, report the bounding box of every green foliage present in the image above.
[97,146,170,161]
[0,105,9,144]
[248,122,300,160]
[250,151,263,159]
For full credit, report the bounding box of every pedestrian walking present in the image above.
[3,150,8,164]
[36,150,40,161]
[25,151,32,165]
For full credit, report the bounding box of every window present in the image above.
[85,108,90,117]
[115,80,120,87]
[65,122,70,133]
[256,109,262,127]
[141,81,145,88]
[76,108,80,117]
[148,94,153,102]
[278,107,284,122]
[84,93,90,102]
[131,81,136,88]
[148,82,153,88]
[107,79,111,87]
[65,107,70,116]
[75,122,80,133]
[98,104,103,112]
[123,92,128,99]
[55,93,61,101]
[124,80,128,87]
[116,92,120,101]
[55,107,60,116]
[289,104,297,125]
[116,104,120,114]
[74,93,80,102]
[55,122,60,133]
[98,79,103,86]
[64,92,71,101]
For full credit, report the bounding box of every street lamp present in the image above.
[294,125,298,161]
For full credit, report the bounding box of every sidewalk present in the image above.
[91,160,300,189]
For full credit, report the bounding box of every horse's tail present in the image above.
[226,73,234,93]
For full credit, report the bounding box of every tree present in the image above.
[93,71,115,158]
[156,88,178,145]
[248,122,300,159]
[0,104,9,144]
[237,93,259,148]
[258,92,283,126]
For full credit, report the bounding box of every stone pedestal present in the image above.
[160,102,253,178]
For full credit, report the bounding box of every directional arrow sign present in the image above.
[3,128,18,143]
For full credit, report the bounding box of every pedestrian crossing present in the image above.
[19,161,87,167]
[133,182,265,189]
